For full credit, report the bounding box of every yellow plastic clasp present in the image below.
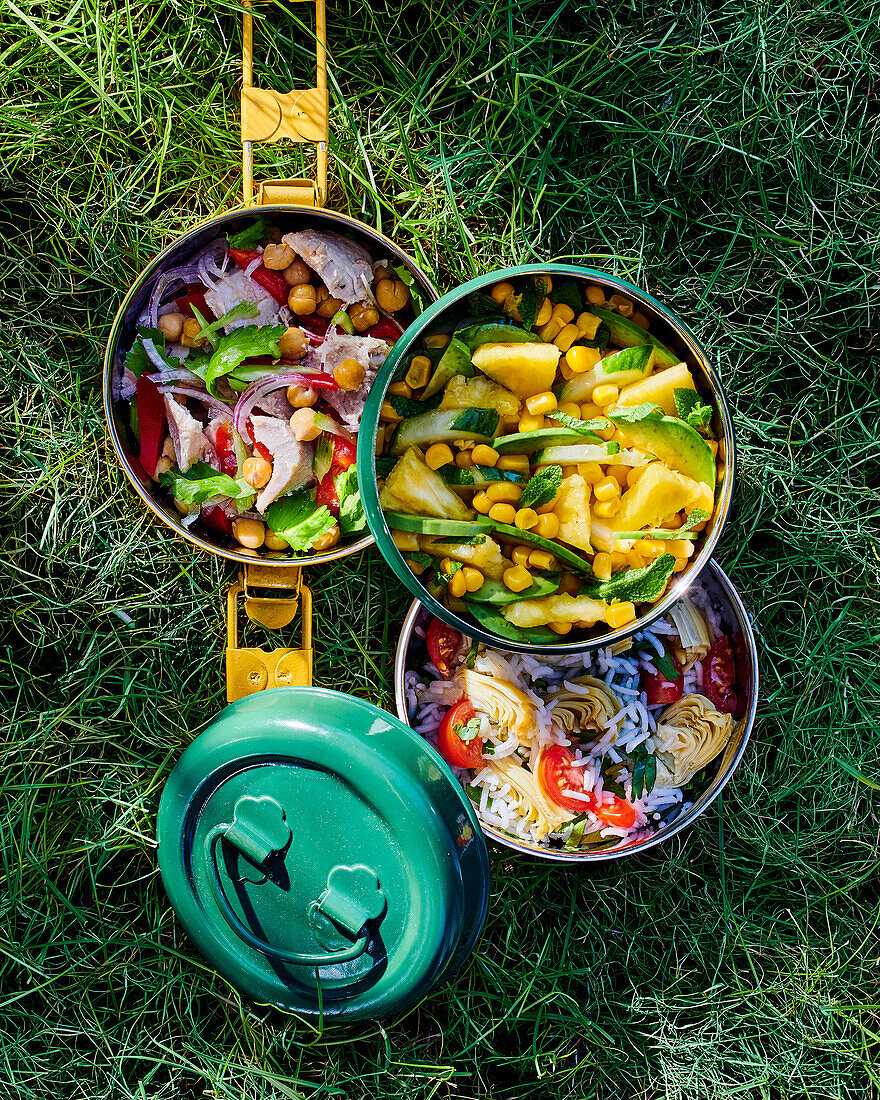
[226,564,313,703]
[241,0,328,207]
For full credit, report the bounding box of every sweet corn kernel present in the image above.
[408,560,426,576]
[575,312,602,339]
[440,557,454,575]
[549,621,572,635]
[585,285,605,305]
[609,465,629,487]
[608,293,634,317]
[471,444,499,467]
[673,557,688,573]
[592,552,613,581]
[512,545,532,567]
[669,538,696,558]
[577,462,604,483]
[566,345,600,374]
[462,567,485,592]
[455,450,474,469]
[425,442,454,470]
[405,355,432,389]
[374,425,385,455]
[388,381,412,398]
[422,334,450,350]
[535,299,553,327]
[486,481,522,504]
[559,573,581,595]
[518,412,544,433]
[708,439,719,455]
[593,498,620,518]
[605,601,636,629]
[643,540,667,557]
[596,422,617,441]
[536,497,558,515]
[536,274,553,293]
[538,317,565,342]
[558,402,581,418]
[473,491,492,514]
[552,303,575,324]
[581,402,603,420]
[490,281,515,304]
[592,384,620,408]
[631,311,650,330]
[448,570,467,598]
[562,465,579,478]
[626,465,646,488]
[514,507,538,531]
[528,549,557,571]
[488,502,516,524]
[391,529,420,552]
[594,476,620,501]
[496,454,530,473]
[380,401,401,422]
[526,391,557,416]
[503,565,533,593]
[554,323,580,353]
[559,360,575,380]
[534,513,559,539]
[610,551,629,570]
[625,548,643,569]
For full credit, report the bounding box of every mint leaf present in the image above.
[465,291,505,318]
[402,551,433,569]
[124,327,168,378]
[205,324,285,396]
[386,390,442,418]
[547,410,612,435]
[376,455,397,477]
[519,465,563,510]
[674,388,713,430]
[572,321,610,351]
[335,467,366,535]
[682,507,710,530]
[608,402,664,425]
[266,490,336,551]
[227,218,266,249]
[584,553,676,602]
[549,280,583,315]
[517,282,544,332]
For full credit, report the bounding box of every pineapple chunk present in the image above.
[610,462,702,533]
[615,362,696,417]
[440,373,522,418]
[380,447,474,520]
[420,535,509,580]
[504,593,609,628]
[471,342,561,399]
[554,474,592,553]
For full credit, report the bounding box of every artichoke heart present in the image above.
[485,756,575,838]
[653,693,734,787]
[455,669,537,746]
[546,675,623,735]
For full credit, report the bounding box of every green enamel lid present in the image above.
[157,688,489,1021]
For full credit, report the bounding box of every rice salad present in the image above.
[403,583,743,852]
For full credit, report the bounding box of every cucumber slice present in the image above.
[467,575,561,606]
[439,464,529,489]
[388,407,500,456]
[558,345,654,404]
[586,307,679,369]
[533,443,620,464]
[463,599,560,644]
[492,428,605,454]
[385,512,492,537]
[488,522,595,576]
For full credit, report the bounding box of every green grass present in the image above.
[2,0,880,1096]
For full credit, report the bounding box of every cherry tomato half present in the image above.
[214,423,238,477]
[703,636,738,714]
[437,699,484,769]
[640,649,683,706]
[537,745,637,826]
[426,617,461,679]
[332,436,357,471]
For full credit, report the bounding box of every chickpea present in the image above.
[242,455,272,489]
[315,286,344,319]
[278,326,308,359]
[286,384,317,408]
[290,407,320,441]
[262,242,295,270]
[375,278,410,312]
[349,302,379,332]
[334,358,366,391]
[264,530,289,551]
[312,525,340,552]
[373,265,392,284]
[157,311,185,342]
[174,497,198,516]
[283,258,313,286]
[180,317,208,349]
[233,518,265,549]
[288,283,317,316]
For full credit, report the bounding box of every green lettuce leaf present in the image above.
[266,489,336,552]
[583,553,676,603]
[519,465,563,510]
[195,301,260,347]
[158,462,255,509]
[205,324,285,396]
[227,218,266,249]
[336,467,367,535]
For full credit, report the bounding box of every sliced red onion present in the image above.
[141,337,171,373]
[157,384,235,422]
[113,367,138,402]
[150,366,203,384]
[244,257,262,277]
[141,264,203,327]
[232,371,333,438]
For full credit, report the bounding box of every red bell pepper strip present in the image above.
[297,314,329,339]
[368,317,403,343]
[201,505,234,537]
[136,374,165,477]
[175,284,215,321]
[245,417,275,464]
[332,436,357,470]
[228,247,289,305]
[315,468,342,516]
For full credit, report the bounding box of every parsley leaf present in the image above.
[266,490,336,551]
[453,716,482,742]
[227,218,267,249]
[674,388,714,430]
[158,462,254,509]
[195,301,261,347]
[519,465,563,509]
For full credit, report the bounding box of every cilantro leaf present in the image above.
[335,467,366,535]
[519,465,563,510]
[158,462,254,509]
[549,280,583,315]
[674,388,714,430]
[266,490,337,552]
[584,553,676,602]
[204,324,285,396]
[227,218,267,249]
[124,327,169,378]
[547,410,612,435]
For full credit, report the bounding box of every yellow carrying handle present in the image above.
[226,564,313,702]
[241,0,328,206]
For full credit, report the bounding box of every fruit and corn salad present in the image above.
[376,274,721,645]
[112,217,419,555]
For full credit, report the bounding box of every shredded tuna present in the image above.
[204,269,280,331]
[282,229,375,305]
[255,391,294,420]
[163,395,208,473]
[304,330,390,430]
[250,415,314,510]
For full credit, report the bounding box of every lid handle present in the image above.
[206,798,385,967]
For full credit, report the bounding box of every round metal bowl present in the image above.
[103,206,438,568]
[358,264,735,652]
[394,559,758,862]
